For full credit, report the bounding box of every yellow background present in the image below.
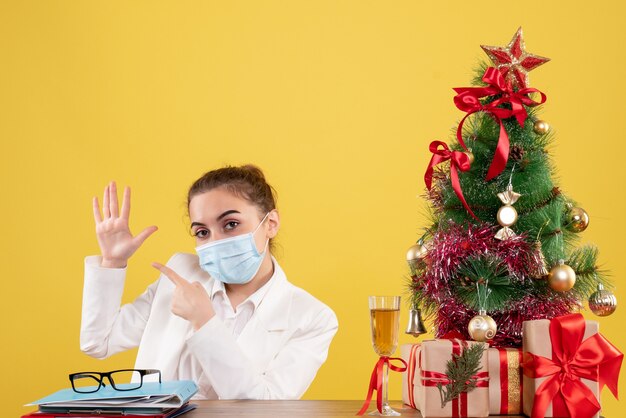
[1,1,625,417]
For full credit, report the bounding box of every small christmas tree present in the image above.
[407,28,617,347]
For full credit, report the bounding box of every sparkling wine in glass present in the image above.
[369,296,401,416]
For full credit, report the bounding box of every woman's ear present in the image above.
[266,209,280,239]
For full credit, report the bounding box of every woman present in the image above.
[80,165,338,399]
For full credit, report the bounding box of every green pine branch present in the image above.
[567,245,612,296]
[437,343,486,408]
[455,255,518,311]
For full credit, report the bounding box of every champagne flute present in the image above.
[369,296,401,416]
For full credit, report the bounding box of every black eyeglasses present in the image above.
[69,369,162,393]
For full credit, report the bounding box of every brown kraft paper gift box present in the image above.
[401,343,421,410]
[401,340,489,417]
[522,318,599,418]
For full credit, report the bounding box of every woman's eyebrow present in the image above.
[190,210,241,228]
[217,209,240,221]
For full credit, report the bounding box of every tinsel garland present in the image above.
[433,296,575,347]
[410,222,577,347]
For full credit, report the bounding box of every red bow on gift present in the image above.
[424,141,477,219]
[453,67,547,181]
[522,313,624,418]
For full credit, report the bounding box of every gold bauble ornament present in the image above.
[547,260,576,292]
[467,310,497,342]
[533,120,550,135]
[588,283,617,316]
[406,242,429,268]
[464,150,475,164]
[565,206,590,233]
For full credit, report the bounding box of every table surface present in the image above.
[185,400,522,417]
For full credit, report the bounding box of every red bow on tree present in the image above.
[522,313,623,418]
[453,67,547,181]
[424,141,477,220]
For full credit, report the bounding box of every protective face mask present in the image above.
[195,213,270,284]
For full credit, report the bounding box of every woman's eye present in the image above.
[224,221,239,231]
[194,229,209,238]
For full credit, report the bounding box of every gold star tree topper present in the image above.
[481,27,550,89]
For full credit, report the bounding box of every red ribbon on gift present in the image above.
[407,332,467,409]
[453,67,547,181]
[419,339,489,417]
[424,141,477,220]
[496,347,523,415]
[440,330,466,340]
[407,345,420,409]
[421,370,489,417]
[357,356,408,415]
[522,313,624,418]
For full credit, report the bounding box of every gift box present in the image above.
[522,313,623,418]
[401,343,422,410]
[487,347,523,415]
[401,340,489,417]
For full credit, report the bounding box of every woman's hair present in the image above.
[187,165,278,248]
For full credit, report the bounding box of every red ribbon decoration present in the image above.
[407,345,420,409]
[496,347,523,415]
[521,313,623,418]
[357,356,408,415]
[498,348,510,414]
[440,330,466,340]
[421,370,489,417]
[453,66,547,181]
[424,141,477,220]
[419,339,489,417]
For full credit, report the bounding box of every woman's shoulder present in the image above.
[285,284,338,330]
[165,252,198,264]
[276,266,336,323]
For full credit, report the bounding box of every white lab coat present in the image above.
[80,253,338,400]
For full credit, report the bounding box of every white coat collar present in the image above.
[253,257,292,332]
[208,258,276,311]
[187,254,292,332]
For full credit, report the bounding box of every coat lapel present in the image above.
[138,255,212,380]
[237,262,293,365]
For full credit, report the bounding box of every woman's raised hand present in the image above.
[93,181,158,268]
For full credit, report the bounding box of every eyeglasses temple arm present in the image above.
[144,369,162,383]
